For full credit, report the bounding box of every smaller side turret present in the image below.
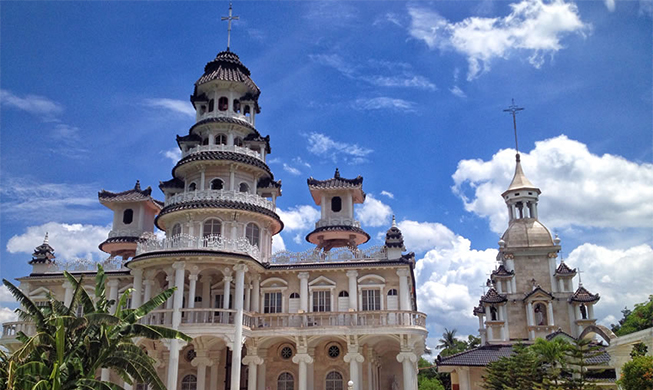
[29,233,55,274]
[384,216,406,260]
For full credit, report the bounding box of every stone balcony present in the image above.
[270,245,387,264]
[181,144,263,162]
[136,234,260,260]
[315,218,361,229]
[164,190,275,211]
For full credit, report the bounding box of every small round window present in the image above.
[280,346,293,360]
[327,345,340,358]
[185,349,196,362]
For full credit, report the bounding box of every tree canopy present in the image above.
[611,295,653,336]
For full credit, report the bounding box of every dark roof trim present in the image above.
[172,150,271,178]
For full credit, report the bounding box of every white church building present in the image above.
[0,40,428,390]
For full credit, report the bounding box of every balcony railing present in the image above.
[270,246,387,264]
[136,234,260,260]
[315,218,361,229]
[164,190,275,211]
[1,321,34,339]
[182,144,263,161]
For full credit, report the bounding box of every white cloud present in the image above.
[364,75,436,91]
[0,286,16,303]
[0,307,18,324]
[604,0,616,12]
[452,135,653,234]
[408,0,589,80]
[450,86,467,98]
[162,148,181,164]
[305,132,373,163]
[7,222,111,262]
[0,89,64,119]
[292,157,312,169]
[283,163,302,176]
[277,205,320,232]
[356,194,393,228]
[398,220,458,253]
[271,235,286,253]
[353,97,416,113]
[380,190,395,199]
[566,243,653,328]
[0,177,108,223]
[143,98,195,117]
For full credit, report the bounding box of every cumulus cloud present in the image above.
[356,194,393,228]
[276,205,320,232]
[450,86,467,98]
[271,234,286,254]
[452,135,653,234]
[566,243,653,328]
[380,190,395,199]
[408,0,589,80]
[0,286,15,303]
[398,220,458,253]
[162,148,181,164]
[0,307,18,324]
[353,97,417,113]
[7,222,111,262]
[305,132,373,164]
[0,89,64,119]
[604,0,616,12]
[143,98,195,117]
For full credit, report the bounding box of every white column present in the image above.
[396,352,417,390]
[487,323,494,341]
[558,278,564,292]
[172,262,186,328]
[187,273,198,323]
[547,302,555,326]
[347,271,358,310]
[344,351,364,390]
[574,304,581,321]
[397,269,411,311]
[209,353,220,390]
[230,264,248,390]
[298,272,309,312]
[192,356,213,390]
[243,356,263,390]
[223,275,233,310]
[479,314,486,344]
[367,361,373,390]
[321,195,327,219]
[107,279,119,314]
[251,275,260,313]
[292,352,313,390]
[458,367,471,390]
[588,304,595,319]
[526,302,534,326]
[496,280,503,294]
[257,352,267,390]
[549,258,557,293]
[166,340,181,390]
[307,348,315,390]
[143,279,153,303]
[131,268,143,309]
[62,281,73,307]
[244,283,251,312]
[200,168,206,191]
[230,165,235,191]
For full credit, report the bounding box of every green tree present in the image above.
[419,376,446,390]
[618,355,653,390]
[630,342,649,358]
[611,295,653,336]
[0,265,191,390]
[563,338,602,390]
[531,338,569,389]
[437,328,459,351]
[483,343,543,390]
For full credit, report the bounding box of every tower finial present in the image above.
[391,215,397,228]
[503,98,525,158]
[43,232,49,245]
[221,3,240,51]
[334,168,340,178]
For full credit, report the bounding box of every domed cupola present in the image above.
[384,216,406,260]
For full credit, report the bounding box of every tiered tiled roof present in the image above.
[156,200,283,230]
[257,177,282,189]
[173,151,271,176]
[98,181,163,207]
[195,50,260,97]
[480,288,507,304]
[29,233,55,265]
[491,264,514,278]
[437,344,514,367]
[555,261,576,276]
[189,116,258,134]
[523,286,554,301]
[570,285,600,303]
[159,177,185,190]
[307,168,363,189]
[244,133,271,153]
[473,305,486,315]
[384,216,405,249]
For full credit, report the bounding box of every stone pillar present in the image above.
[257,350,267,390]
[344,350,364,390]
[202,275,212,322]
[244,282,251,312]
[496,280,503,294]
[243,355,263,390]
[107,279,119,314]
[486,322,494,341]
[298,272,310,312]
[230,264,248,390]
[165,272,174,325]
[187,273,198,323]
[396,351,417,390]
[192,355,213,390]
[321,195,327,219]
[131,268,143,309]
[397,269,411,311]
[209,352,221,390]
[292,351,314,390]
[62,281,73,307]
[166,340,182,390]
[223,275,233,311]
[251,275,261,313]
[588,304,594,319]
[458,367,471,390]
[526,302,534,326]
[478,314,486,344]
[172,262,186,329]
[346,271,358,310]
[558,278,564,292]
[307,347,315,390]
[547,302,555,326]
[230,165,235,191]
[200,168,206,191]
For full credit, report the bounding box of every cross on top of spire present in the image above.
[221,3,240,51]
[503,99,525,160]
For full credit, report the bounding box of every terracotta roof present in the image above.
[196,50,261,97]
[437,344,514,367]
[307,168,363,189]
[491,264,514,278]
[473,305,486,315]
[98,236,140,252]
[305,225,371,244]
[159,178,185,191]
[480,288,507,304]
[555,261,576,276]
[172,151,271,177]
[523,286,554,301]
[570,285,600,303]
[98,181,162,208]
[385,216,405,249]
[156,199,283,230]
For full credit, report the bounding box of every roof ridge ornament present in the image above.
[391,215,397,228]
[43,232,49,245]
[221,3,240,51]
[334,168,340,178]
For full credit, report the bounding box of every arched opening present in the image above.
[534,303,548,325]
[203,219,222,238]
[233,99,240,113]
[181,375,197,390]
[331,196,342,212]
[202,137,209,146]
[387,289,398,296]
[326,371,343,390]
[171,223,182,237]
[210,179,224,190]
[580,303,587,319]
[490,306,498,321]
[239,182,250,193]
[123,209,133,225]
[216,134,227,145]
[244,105,251,117]
[208,99,214,112]
[188,182,197,192]
[234,137,244,147]
[338,291,349,297]
[218,97,228,111]
[278,372,294,390]
[246,223,260,247]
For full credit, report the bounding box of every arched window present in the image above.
[290,293,300,299]
[202,137,209,146]
[218,97,228,111]
[181,375,197,390]
[200,105,206,115]
[239,182,250,193]
[172,223,182,237]
[331,197,342,212]
[234,137,244,147]
[338,291,349,297]
[277,373,294,390]
[534,303,547,325]
[123,209,133,224]
[211,179,224,190]
[233,99,241,113]
[246,223,260,247]
[188,182,197,192]
[326,371,343,390]
[387,289,398,296]
[580,304,587,319]
[490,306,498,321]
[208,99,214,112]
[216,134,227,145]
[203,219,222,237]
[244,105,251,116]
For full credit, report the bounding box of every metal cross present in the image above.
[221,3,240,51]
[577,268,584,286]
[503,99,525,154]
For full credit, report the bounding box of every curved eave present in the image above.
[189,117,258,136]
[98,236,140,252]
[172,151,271,178]
[305,225,371,245]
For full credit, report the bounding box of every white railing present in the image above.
[182,144,263,161]
[2,321,35,338]
[164,190,275,211]
[270,246,386,264]
[136,234,260,260]
[315,218,361,228]
[249,311,427,329]
[46,256,126,272]
[108,229,143,238]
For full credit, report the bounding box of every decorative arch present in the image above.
[357,274,386,285]
[579,324,617,345]
[202,218,222,238]
[260,277,288,288]
[210,178,224,190]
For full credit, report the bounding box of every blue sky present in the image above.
[1,1,652,350]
